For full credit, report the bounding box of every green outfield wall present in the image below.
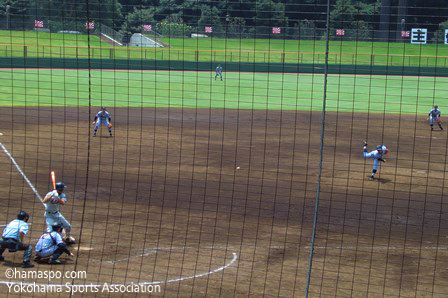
[0,57,447,77]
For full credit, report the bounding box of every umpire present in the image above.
[0,211,33,268]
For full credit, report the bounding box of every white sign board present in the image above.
[411,28,427,44]
[445,29,448,44]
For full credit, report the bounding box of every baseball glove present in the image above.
[378,158,386,163]
[108,123,113,128]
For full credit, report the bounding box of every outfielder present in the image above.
[0,211,33,268]
[428,105,443,131]
[363,141,388,180]
[42,182,75,244]
[35,223,73,264]
[93,107,113,137]
[215,64,223,81]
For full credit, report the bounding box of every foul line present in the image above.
[0,143,44,204]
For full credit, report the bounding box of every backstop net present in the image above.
[0,0,446,296]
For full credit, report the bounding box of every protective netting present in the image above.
[0,0,447,296]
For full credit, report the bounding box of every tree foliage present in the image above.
[0,0,446,40]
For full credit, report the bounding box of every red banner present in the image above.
[272,27,281,34]
[86,21,95,30]
[336,29,345,36]
[34,20,44,28]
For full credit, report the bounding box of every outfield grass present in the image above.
[0,30,448,67]
[0,69,445,114]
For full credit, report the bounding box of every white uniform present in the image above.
[429,108,441,126]
[363,144,387,179]
[44,190,71,234]
[35,231,65,257]
[94,110,111,129]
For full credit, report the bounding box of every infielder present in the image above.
[42,182,75,244]
[428,105,443,131]
[0,211,33,268]
[215,64,223,81]
[35,223,73,264]
[93,107,113,137]
[363,141,388,180]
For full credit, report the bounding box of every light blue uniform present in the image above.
[35,231,64,257]
[44,190,71,234]
[2,219,29,240]
[363,149,384,171]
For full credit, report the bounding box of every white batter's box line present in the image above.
[0,143,44,204]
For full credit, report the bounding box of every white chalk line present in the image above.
[0,143,44,204]
[0,252,238,288]
[106,245,239,264]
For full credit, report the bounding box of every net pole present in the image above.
[304,0,332,296]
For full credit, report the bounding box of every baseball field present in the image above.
[0,64,447,297]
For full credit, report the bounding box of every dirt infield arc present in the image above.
[0,107,447,297]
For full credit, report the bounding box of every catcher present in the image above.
[35,223,74,264]
[93,107,113,137]
[42,182,75,245]
[428,105,443,131]
[363,141,388,181]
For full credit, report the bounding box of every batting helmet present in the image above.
[51,223,63,232]
[55,182,65,190]
[435,105,438,109]
[17,211,29,221]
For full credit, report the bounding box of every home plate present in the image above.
[0,133,3,136]
[74,246,93,251]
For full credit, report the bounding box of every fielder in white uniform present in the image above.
[363,142,388,180]
[93,107,112,137]
[35,223,73,264]
[215,64,223,81]
[428,105,443,131]
[42,182,75,244]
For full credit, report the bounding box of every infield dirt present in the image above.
[0,107,446,297]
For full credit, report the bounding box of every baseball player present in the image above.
[0,211,33,268]
[42,182,75,244]
[363,141,388,180]
[35,223,74,264]
[428,105,443,131]
[215,64,223,81]
[93,107,113,137]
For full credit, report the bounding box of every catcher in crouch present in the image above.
[93,107,113,137]
[363,141,388,181]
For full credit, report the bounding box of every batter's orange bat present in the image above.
[51,171,56,190]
